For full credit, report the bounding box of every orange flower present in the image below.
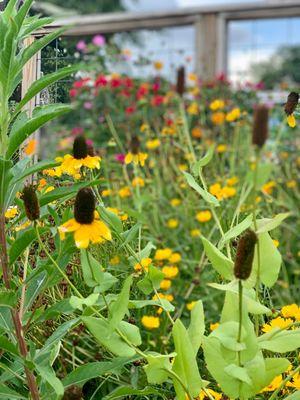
[24,139,37,156]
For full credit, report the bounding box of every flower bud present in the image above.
[234,229,257,280]
[21,185,40,221]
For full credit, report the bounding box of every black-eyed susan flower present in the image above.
[186,301,196,311]
[284,91,299,128]
[125,136,148,167]
[141,315,160,329]
[262,316,293,333]
[199,388,222,400]
[168,252,181,263]
[118,186,131,198]
[146,138,160,150]
[58,188,111,249]
[57,136,101,177]
[160,279,171,290]
[281,304,300,320]
[132,177,145,187]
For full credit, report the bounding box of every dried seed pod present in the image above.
[74,188,95,224]
[252,105,269,148]
[21,185,40,221]
[130,135,140,155]
[73,135,88,159]
[234,229,257,280]
[176,66,185,97]
[284,92,299,115]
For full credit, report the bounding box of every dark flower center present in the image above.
[284,91,299,115]
[234,229,257,280]
[73,136,88,159]
[74,188,96,224]
[130,136,140,155]
[21,185,40,221]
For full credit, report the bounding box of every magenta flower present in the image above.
[84,101,93,110]
[71,127,84,136]
[114,153,125,164]
[76,40,87,52]
[92,35,105,47]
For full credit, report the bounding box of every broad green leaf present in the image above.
[69,294,99,311]
[0,384,26,399]
[128,242,155,266]
[120,223,141,245]
[0,289,17,308]
[100,206,123,233]
[260,358,290,390]
[129,299,174,312]
[35,364,64,397]
[144,352,174,384]
[109,275,133,331]
[137,265,164,295]
[81,317,139,357]
[183,171,219,206]
[0,336,19,356]
[192,145,215,174]
[7,104,73,158]
[224,364,252,385]
[10,159,59,185]
[201,236,234,280]
[188,300,205,355]
[246,163,273,189]
[80,250,105,288]
[211,321,246,352]
[284,391,300,400]
[172,319,202,399]
[103,386,163,400]
[218,214,253,249]
[0,158,13,206]
[258,329,300,353]
[256,213,291,234]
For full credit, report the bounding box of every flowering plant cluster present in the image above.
[0,2,300,400]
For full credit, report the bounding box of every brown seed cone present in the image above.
[74,188,95,224]
[284,92,299,115]
[73,135,88,159]
[234,229,257,280]
[252,105,269,148]
[130,135,140,155]
[21,185,40,221]
[176,66,185,97]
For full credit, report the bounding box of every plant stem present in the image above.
[237,279,243,367]
[268,365,300,400]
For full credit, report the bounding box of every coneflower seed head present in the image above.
[74,188,95,224]
[234,229,257,280]
[130,136,140,155]
[176,66,185,97]
[21,185,40,221]
[252,105,269,148]
[73,136,88,159]
[284,92,299,115]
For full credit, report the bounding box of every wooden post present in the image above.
[21,35,41,162]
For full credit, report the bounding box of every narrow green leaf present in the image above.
[35,365,64,397]
[188,300,205,355]
[256,213,291,234]
[0,384,26,399]
[219,214,253,249]
[109,275,133,331]
[183,171,219,206]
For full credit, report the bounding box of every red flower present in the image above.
[74,78,90,89]
[69,89,77,98]
[123,77,133,88]
[137,85,148,100]
[120,89,131,98]
[111,77,122,88]
[125,105,136,114]
[151,95,164,107]
[95,74,108,87]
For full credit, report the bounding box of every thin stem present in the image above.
[268,365,300,400]
[237,279,243,367]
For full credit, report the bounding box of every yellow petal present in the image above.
[74,225,91,248]
[125,153,133,164]
[91,220,112,243]
[58,218,80,234]
[287,114,296,128]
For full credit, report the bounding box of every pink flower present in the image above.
[84,101,93,110]
[76,40,87,52]
[115,153,125,164]
[86,139,94,146]
[71,127,84,136]
[92,34,106,47]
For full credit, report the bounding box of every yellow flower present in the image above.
[43,166,63,178]
[281,304,300,320]
[169,252,181,263]
[287,372,300,390]
[167,218,179,229]
[210,322,219,331]
[179,164,188,171]
[209,99,225,111]
[226,176,239,186]
[15,220,31,231]
[196,210,212,223]
[37,178,47,191]
[110,255,120,265]
[198,388,222,400]
[192,127,202,138]
[5,206,19,219]
[226,107,241,122]
[134,257,152,272]
[152,293,174,302]
[132,177,145,187]
[146,139,161,150]
[58,154,101,176]
[188,73,197,82]
[140,123,149,133]
[287,114,296,128]
[44,186,55,194]
[216,144,227,153]
[221,186,236,199]
[59,212,111,249]
[141,315,160,329]
[170,198,181,207]
[160,279,171,290]
[262,316,293,333]
[118,186,131,198]
[125,152,148,167]
[101,189,112,197]
[273,239,279,248]
[155,248,172,261]
[261,375,283,392]
[24,139,37,156]
[209,183,222,198]
[162,266,179,279]
[187,102,199,115]
[211,112,225,125]
[106,207,128,221]
[187,301,196,311]
[287,180,296,188]
[262,181,276,195]
[153,61,163,71]
[190,229,201,237]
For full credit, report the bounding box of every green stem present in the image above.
[268,365,300,400]
[237,279,243,367]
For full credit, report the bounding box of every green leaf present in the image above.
[188,300,205,355]
[183,171,219,206]
[256,213,291,234]
[103,386,163,400]
[137,265,164,295]
[201,236,234,280]
[246,163,273,189]
[172,319,202,399]
[144,352,174,384]
[192,145,215,174]
[0,384,26,399]
[109,275,132,331]
[128,299,174,312]
[128,242,155,266]
[261,358,290,391]
[7,104,73,158]
[224,364,252,385]
[218,214,253,249]
[0,290,17,309]
[69,294,99,311]
[258,329,300,353]
[0,336,19,356]
[284,391,300,400]
[35,364,64,397]
[80,250,104,288]
[10,159,59,185]
[81,317,140,357]
[12,66,77,117]
[100,206,123,233]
